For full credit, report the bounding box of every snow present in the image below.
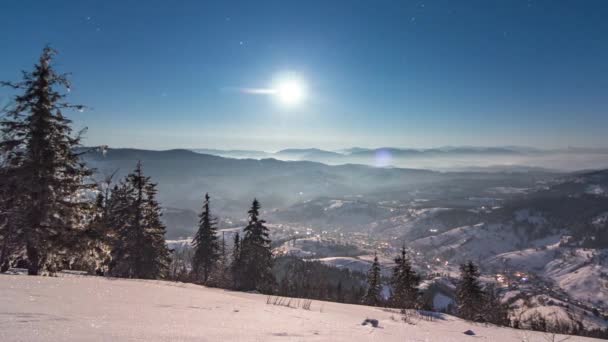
[165,238,192,250]
[592,212,608,227]
[316,254,398,277]
[514,209,547,225]
[0,275,598,341]
[586,184,607,196]
[490,247,608,309]
[316,256,373,274]
[326,199,347,210]
[410,218,562,266]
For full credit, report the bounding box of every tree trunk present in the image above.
[0,236,10,273]
[26,243,40,275]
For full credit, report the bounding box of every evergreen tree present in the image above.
[0,165,22,272]
[230,231,243,289]
[208,231,231,288]
[336,281,344,303]
[456,261,485,321]
[390,246,420,310]
[168,245,193,282]
[191,193,220,283]
[0,47,93,275]
[363,252,382,306]
[108,162,170,279]
[239,199,274,292]
[60,171,119,275]
[482,283,510,326]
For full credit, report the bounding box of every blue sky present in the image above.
[1,0,607,150]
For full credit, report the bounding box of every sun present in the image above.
[273,73,307,107]
[277,80,305,105]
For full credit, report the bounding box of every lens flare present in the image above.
[374,149,393,167]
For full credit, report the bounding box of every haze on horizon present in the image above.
[1,0,607,151]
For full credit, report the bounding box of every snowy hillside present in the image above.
[0,275,599,341]
[490,246,608,308]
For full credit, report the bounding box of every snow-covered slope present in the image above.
[0,275,598,341]
[490,246,608,308]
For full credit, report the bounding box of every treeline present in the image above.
[361,253,608,339]
[274,256,367,304]
[167,195,275,292]
[0,48,278,294]
[0,48,168,278]
[357,249,508,326]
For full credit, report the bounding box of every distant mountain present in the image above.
[337,147,372,155]
[191,149,271,159]
[275,148,344,160]
[349,148,423,158]
[81,148,561,236]
[185,146,608,171]
[82,148,443,213]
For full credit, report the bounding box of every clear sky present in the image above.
[0,0,607,151]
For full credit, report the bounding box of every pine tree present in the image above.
[211,231,232,288]
[57,171,116,275]
[482,283,510,326]
[363,252,382,306]
[0,166,22,272]
[230,232,242,289]
[456,261,485,321]
[336,281,344,303]
[390,246,420,310]
[191,193,220,283]
[108,161,171,279]
[0,47,93,275]
[239,199,274,292]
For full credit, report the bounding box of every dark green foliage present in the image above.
[0,169,22,273]
[336,281,344,303]
[0,47,93,275]
[482,283,510,325]
[456,261,485,321]
[390,246,420,310]
[239,199,274,292]
[273,256,366,303]
[191,193,220,283]
[108,162,171,279]
[363,252,383,306]
[230,232,242,289]
[208,231,231,288]
[68,172,120,275]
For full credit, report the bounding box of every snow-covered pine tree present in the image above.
[70,171,121,275]
[390,246,420,310]
[108,161,171,279]
[363,252,382,306]
[0,47,94,275]
[239,199,274,292]
[191,193,220,283]
[456,261,485,321]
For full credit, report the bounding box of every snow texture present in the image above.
[0,275,599,341]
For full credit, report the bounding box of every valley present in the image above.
[84,148,608,333]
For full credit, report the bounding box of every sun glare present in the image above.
[273,74,307,107]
